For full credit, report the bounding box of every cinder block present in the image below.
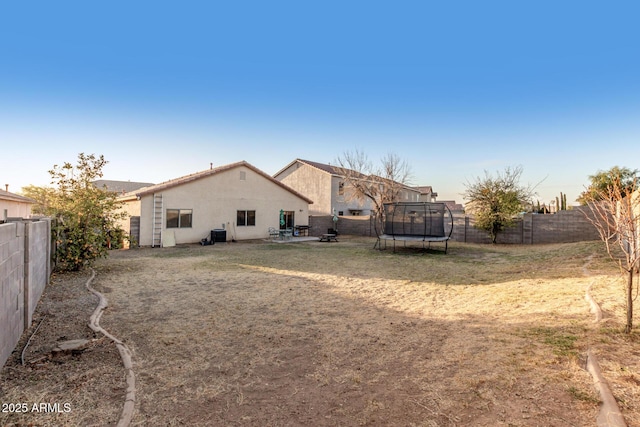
[0,223,15,242]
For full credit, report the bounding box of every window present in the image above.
[166,209,193,228]
[237,210,256,226]
[338,182,345,195]
[240,171,246,181]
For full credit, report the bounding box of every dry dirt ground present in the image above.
[1,237,639,426]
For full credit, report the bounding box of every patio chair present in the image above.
[268,227,280,240]
[282,228,293,240]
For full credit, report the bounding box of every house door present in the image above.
[280,211,295,229]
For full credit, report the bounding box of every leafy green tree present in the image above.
[44,153,126,271]
[578,166,638,205]
[463,166,535,244]
[19,184,57,215]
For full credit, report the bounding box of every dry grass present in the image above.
[2,237,639,426]
[0,271,124,426]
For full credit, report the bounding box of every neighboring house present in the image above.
[440,200,465,213]
[415,186,438,203]
[273,159,422,216]
[0,188,35,221]
[93,180,155,194]
[118,161,313,246]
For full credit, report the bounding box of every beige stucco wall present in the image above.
[333,184,421,215]
[331,175,374,215]
[277,163,333,215]
[0,200,32,219]
[138,165,309,246]
[418,192,436,202]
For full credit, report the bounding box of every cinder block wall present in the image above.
[311,207,600,244]
[529,208,600,243]
[0,219,51,368]
[309,215,376,236]
[452,207,599,244]
[0,222,26,368]
[24,220,51,326]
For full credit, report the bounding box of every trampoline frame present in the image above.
[374,202,454,253]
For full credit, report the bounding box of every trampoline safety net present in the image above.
[383,202,446,237]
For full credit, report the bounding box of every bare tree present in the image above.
[334,149,413,217]
[583,174,640,333]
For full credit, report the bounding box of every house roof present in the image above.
[0,189,36,204]
[273,158,343,178]
[414,186,433,194]
[275,158,420,193]
[130,161,313,204]
[93,180,155,194]
[297,159,343,176]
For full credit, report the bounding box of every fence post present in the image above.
[464,216,469,242]
[23,221,31,329]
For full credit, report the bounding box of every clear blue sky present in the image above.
[2,1,639,205]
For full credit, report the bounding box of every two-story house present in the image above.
[273,159,423,216]
[414,186,438,203]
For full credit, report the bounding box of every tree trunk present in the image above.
[625,269,634,333]
[491,225,499,244]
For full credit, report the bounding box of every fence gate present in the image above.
[130,216,140,248]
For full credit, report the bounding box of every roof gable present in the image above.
[273,158,360,179]
[134,161,313,204]
[414,186,433,194]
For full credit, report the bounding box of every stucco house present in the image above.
[273,159,422,216]
[0,188,35,221]
[118,161,313,246]
[414,186,438,203]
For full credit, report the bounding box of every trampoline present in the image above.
[374,202,453,253]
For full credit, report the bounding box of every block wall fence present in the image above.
[309,206,600,244]
[0,219,51,368]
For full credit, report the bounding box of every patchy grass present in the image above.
[567,385,601,404]
[528,327,580,358]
